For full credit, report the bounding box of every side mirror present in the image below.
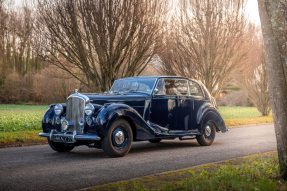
[153,88,159,94]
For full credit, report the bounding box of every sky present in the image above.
[245,0,260,24]
[13,0,261,24]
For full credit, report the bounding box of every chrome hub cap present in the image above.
[205,125,211,137]
[114,130,125,145]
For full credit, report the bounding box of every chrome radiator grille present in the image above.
[66,96,86,133]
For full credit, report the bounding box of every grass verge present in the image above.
[224,115,273,127]
[88,151,286,191]
[0,130,46,144]
[218,106,263,119]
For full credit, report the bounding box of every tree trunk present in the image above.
[258,0,287,180]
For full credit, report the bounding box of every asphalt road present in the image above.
[0,124,276,191]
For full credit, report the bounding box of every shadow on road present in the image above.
[46,140,206,160]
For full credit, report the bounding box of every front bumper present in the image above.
[39,129,101,143]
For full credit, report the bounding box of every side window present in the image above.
[165,79,188,96]
[189,81,203,97]
[155,78,165,95]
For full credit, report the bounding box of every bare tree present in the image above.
[159,0,249,99]
[237,25,270,116]
[36,0,167,92]
[258,0,287,180]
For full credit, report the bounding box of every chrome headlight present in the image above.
[85,103,94,116]
[61,119,69,131]
[54,104,63,116]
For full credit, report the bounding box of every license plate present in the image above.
[54,135,73,143]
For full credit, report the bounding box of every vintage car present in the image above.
[39,76,227,157]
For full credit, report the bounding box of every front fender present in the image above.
[197,103,227,133]
[95,103,155,140]
[42,104,64,133]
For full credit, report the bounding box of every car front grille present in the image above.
[66,96,86,133]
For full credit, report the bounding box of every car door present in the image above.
[189,80,205,132]
[150,78,177,131]
[171,79,190,132]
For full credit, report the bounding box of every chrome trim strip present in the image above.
[74,134,101,141]
[39,132,101,141]
[39,133,50,137]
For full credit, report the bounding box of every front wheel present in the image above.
[48,139,75,152]
[101,119,133,157]
[196,121,216,146]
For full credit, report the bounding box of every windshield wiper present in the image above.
[127,90,138,92]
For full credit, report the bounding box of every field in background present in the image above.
[0,105,273,144]
[218,106,273,126]
[0,105,48,144]
[0,105,48,133]
[218,106,263,119]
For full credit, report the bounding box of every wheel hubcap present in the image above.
[205,125,211,137]
[113,129,125,146]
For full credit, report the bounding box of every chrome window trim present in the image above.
[188,80,204,98]
[152,78,166,96]
[109,77,158,95]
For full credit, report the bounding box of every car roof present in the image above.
[116,76,190,80]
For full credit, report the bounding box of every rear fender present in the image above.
[197,103,227,133]
[95,103,155,140]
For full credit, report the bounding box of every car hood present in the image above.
[83,93,150,107]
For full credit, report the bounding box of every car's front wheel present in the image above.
[101,119,133,157]
[48,139,75,152]
[196,121,216,146]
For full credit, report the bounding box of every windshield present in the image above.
[109,78,157,95]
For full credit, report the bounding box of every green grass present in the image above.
[218,106,263,119]
[176,158,282,191]
[0,104,48,111]
[0,130,46,144]
[91,152,286,191]
[0,104,48,144]
[0,105,48,133]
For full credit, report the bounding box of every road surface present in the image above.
[0,124,276,191]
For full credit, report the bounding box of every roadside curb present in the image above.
[0,122,274,149]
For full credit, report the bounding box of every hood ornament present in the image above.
[75,89,79,94]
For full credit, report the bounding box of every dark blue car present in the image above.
[40,76,227,157]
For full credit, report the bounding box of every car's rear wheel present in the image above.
[48,139,75,152]
[196,121,216,146]
[101,119,133,157]
[148,139,162,143]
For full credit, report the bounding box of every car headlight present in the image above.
[85,103,94,116]
[61,119,69,131]
[54,104,63,116]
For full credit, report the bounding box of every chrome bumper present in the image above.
[39,129,101,143]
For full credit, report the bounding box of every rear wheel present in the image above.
[101,119,133,157]
[196,121,216,146]
[148,139,162,143]
[48,139,75,152]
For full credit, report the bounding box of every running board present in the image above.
[179,135,196,140]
